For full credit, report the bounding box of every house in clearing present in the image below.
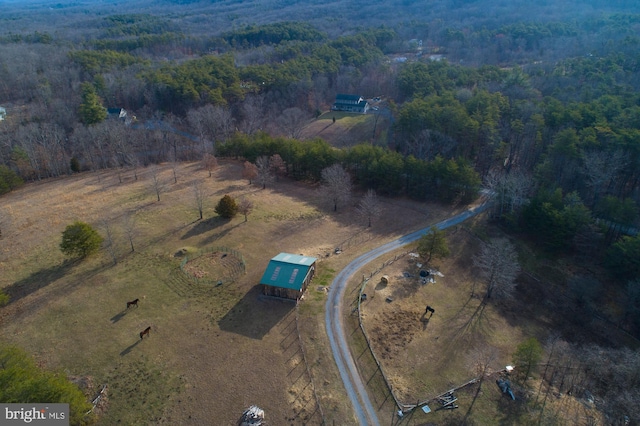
[107,108,134,125]
[260,253,317,300]
[331,94,369,114]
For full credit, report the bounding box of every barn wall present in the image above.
[262,285,301,300]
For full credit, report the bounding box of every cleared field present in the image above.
[0,161,451,425]
[300,112,390,147]
[1,160,610,425]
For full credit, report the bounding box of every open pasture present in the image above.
[0,161,452,425]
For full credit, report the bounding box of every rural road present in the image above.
[324,202,491,425]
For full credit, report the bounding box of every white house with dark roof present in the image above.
[331,94,369,114]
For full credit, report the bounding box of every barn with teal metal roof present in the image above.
[260,253,317,300]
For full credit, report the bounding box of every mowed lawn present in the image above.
[0,161,453,425]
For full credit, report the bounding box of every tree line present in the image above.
[217,132,481,204]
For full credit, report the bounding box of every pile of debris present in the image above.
[239,405,265,425]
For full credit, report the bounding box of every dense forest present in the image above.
[1,0,640,420]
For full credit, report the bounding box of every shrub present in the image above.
[214,194,238,219]
[60,221,103,258]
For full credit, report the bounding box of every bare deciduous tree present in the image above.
[581,149,626,208]
[463,343,500,422]
[240,95,266,135]
[123,212,138,253]
[237,197,254,222]
[484,169,532,218]
[255,156,274,189]
[320,164,352,212]
[202,153,218,177]
[269,154,286,181]
[150,165,165,202]
[187,104,234,154]
[193,180,205,220]
[276,107,309,139]
[242,161,258,185]
[356,189,382,227]
[126,153,140,181]
[101,220,118,265]
[170,153,179,184]
[473,238,520,300]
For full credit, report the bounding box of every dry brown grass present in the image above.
[0,161,453,425]
[300,112,391,147]
[4,159,606,425]
[355,218,620,425]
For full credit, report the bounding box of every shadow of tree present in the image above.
[181,216,227,240]
[110,310,127,323]
[218,285,294,340]
[120,339,142,356]
[3,260,77,305]
[199,222,241,246]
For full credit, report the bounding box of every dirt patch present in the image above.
[369,309,423,360]
[181,251,243,281]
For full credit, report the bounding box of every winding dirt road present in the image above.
[324,202,490,425]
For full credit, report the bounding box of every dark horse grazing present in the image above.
[140,326,151,339]
[126,298,139,309]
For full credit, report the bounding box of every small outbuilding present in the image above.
[260,253,317,300]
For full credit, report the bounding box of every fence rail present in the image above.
[295,301,326,424]
[356,251,486,414]
[179,246,246,286]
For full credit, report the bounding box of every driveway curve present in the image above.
[324,202,490,425]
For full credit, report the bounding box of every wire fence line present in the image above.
[179,246,246,286]
[295,301,326,425]
[355,250,487,414]
[336,229,374,253]
[356,252,408,412]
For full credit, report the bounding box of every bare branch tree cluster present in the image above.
[202,153,218,177]
[581,149,626,208]
[484,169,532,218]
[356,189,382,227]
[276,107,309,139]
[532,339,640,424]
[193,180,205,220]
[269,154,286,181]
[101,220,118,265]
[242,161,258,184]
[150,165,165,202]
[187,104,234,154]
[319,164,352,212]
[473,238,520,300]
[237,197,254,222]
[255,155,275,189]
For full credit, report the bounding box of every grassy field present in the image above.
[1,159,620,425]
[301,111,390,147]
[0,161,455,425]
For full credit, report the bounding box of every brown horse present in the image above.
[126,298,139,309]
[139,326,151,339]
